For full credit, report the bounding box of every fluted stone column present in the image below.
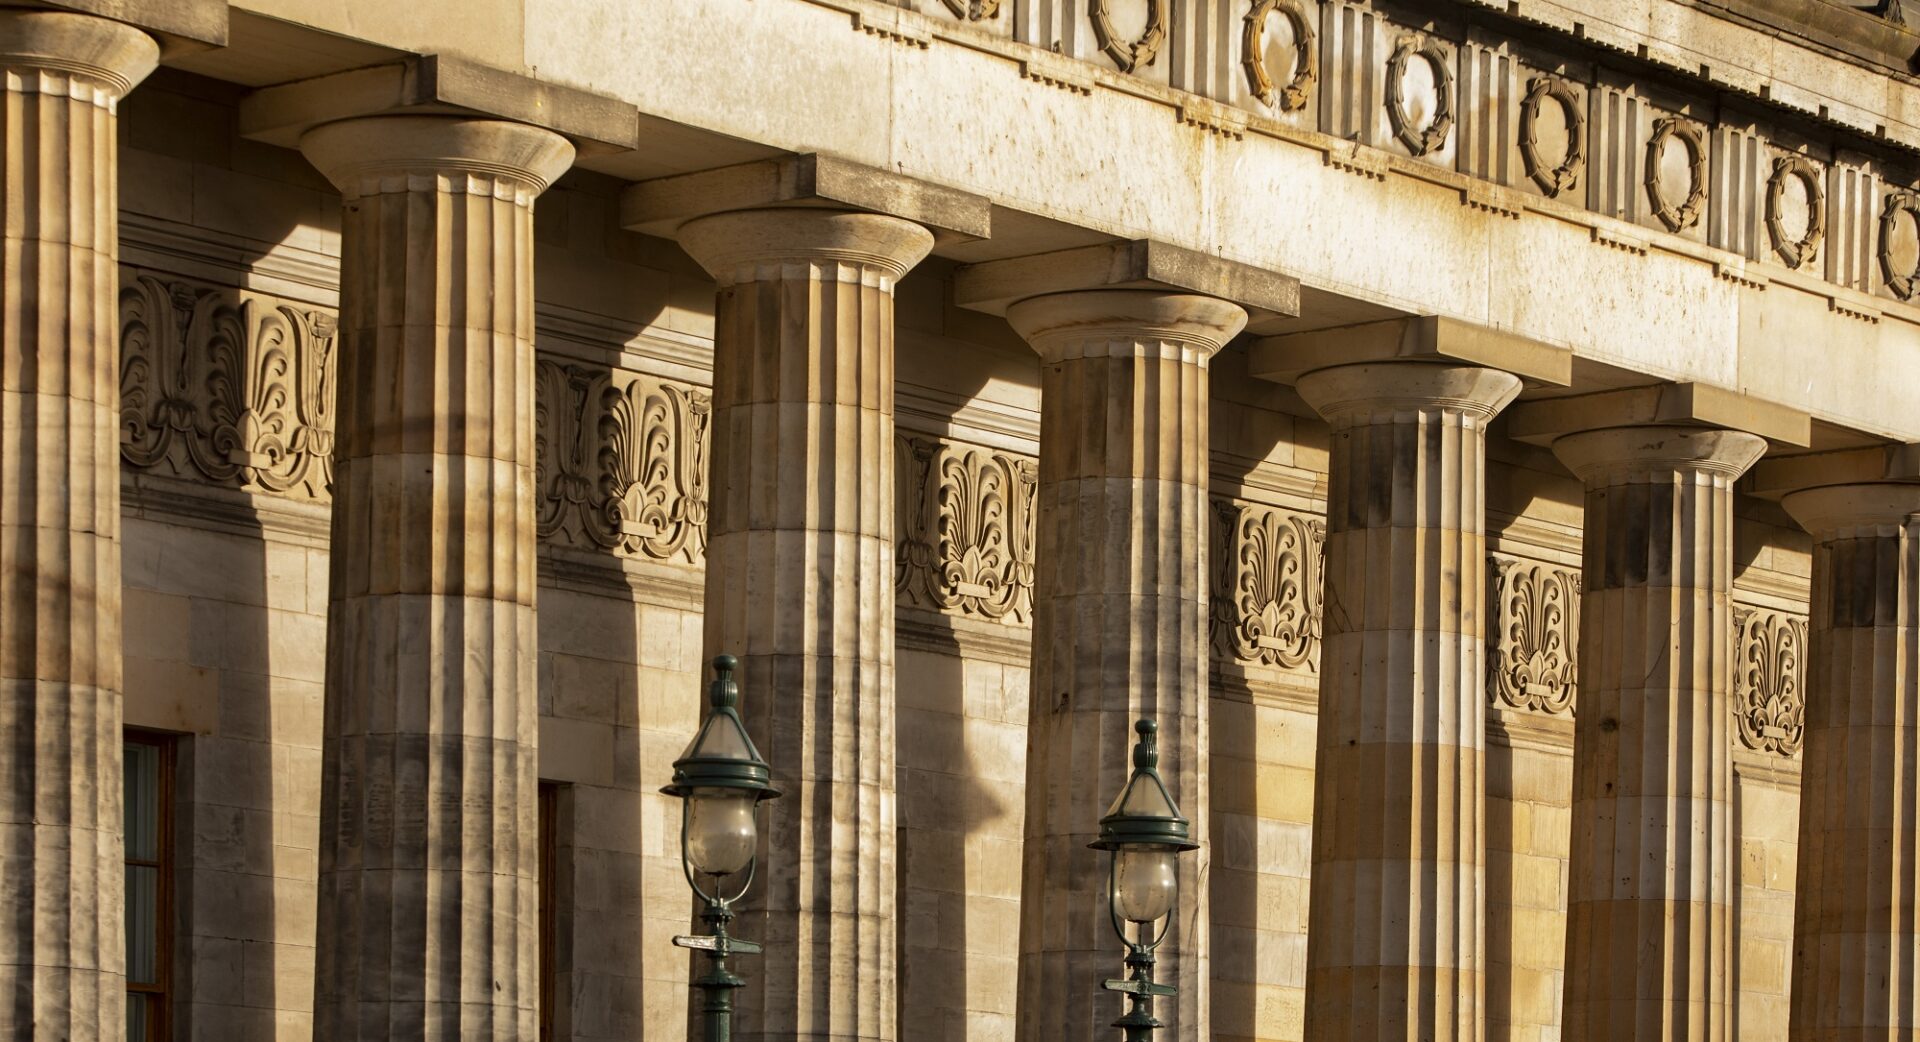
[1294,362,1522,1042]
[1782,482,1920,1042]
[1554,426,1767,1042]
[1007,289,1247,1042]
[298,116,573,1041]
[0,12,158,1041]
[677,208,933,1042]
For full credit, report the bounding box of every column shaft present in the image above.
[1007,289,1246,1042]
[1554,426,1766,1042]
[678,208,933,1042]
[1783,483,1920,1042]
[1296,362,1522,1042]
[0,13,157,1041]
[299,117,573,1042]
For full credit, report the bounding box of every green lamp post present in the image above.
[1090,718,1201,1042]
[662,655,782,1042]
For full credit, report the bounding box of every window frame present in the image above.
[123,730,175,1042]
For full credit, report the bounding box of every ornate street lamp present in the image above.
[1090,718,1200,1042]
[662,655,781,1042]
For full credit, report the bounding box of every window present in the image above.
[538,782,562,1042]
[124,733,173,1042]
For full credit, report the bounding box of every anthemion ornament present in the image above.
[533,357,712,564]
[1766,155,1826,270]
[1519,74,1585,198]
[1385,35,1455,157]
[1090,0,1167,73]
[1210,499,1324,671]
[1645,115,1709,232]
[119,271,339,500]
[1486,556,1579,715]
[895,434,1038,623]
[1733,606,1807,757]
[1878,189,1920,299]
[1241,0,1316,112]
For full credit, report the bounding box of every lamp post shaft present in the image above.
[691,901,746,1042]
[1113,943,1164,1042]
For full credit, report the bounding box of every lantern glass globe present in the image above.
[686,788,758,877]
[1113,846,1179,924]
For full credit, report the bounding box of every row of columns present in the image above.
[3,8,1920,1042]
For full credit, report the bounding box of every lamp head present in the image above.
[1090,719,1199,855]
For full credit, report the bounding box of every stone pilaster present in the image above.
[0,12,158,1041]
[298,116,574,1041]
[1005,289,1247,1042]
[1553,425,1767,1042]
[676,208,934,1042]
[1294,362,1523,1042]
[1781,482,1920,1042]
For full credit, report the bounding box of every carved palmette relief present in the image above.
[1733,606,1807,757]
[895,434,1038,623]
[119,271,339,500]
[1486,555,1580,715]
[534,358,711,564]
[1209,499,1325,671]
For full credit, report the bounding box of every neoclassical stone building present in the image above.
[3,0,1920,1040]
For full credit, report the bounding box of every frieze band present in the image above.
[918,0,1919,302]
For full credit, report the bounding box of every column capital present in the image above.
[1551,424,1769,485]
[0,8,159,99]
[299,115,575,200]
[1782,481,1920,537]
[1506,382,1810,448]
[1004,288,1248,364]
[1250,315,1569,387]
[1294,361,1523,426]
[955,239,1297,330]
[622,153,991,244]
[676,207,936,285]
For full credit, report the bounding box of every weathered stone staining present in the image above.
[1552,426,1768,1042]
[1003,289,1246,1042]
[1781,482,1920,1041]
[298,115,574,1042]
[0,11,158,1041]
[677,208,934,1042]
[1294,362,1521,1042]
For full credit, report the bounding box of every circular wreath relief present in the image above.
[1644,116,1708,232]
[1519,76,1585,198]
[1385,36,1455,157]
[1241,0,1317,112]
[1090,0,1167,73]
[1765,156,1826,270]
[1879,191,1920,300]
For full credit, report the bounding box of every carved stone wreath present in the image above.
[941,0,1000,19]
[1520,75,1585,198]
[1766,155,1826,270]
[1644,116,1708,232]
[1090,0,1167,73]
[1878,190,1920,300]
[1385,36,1455,157]
[1241,0,1317,112]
